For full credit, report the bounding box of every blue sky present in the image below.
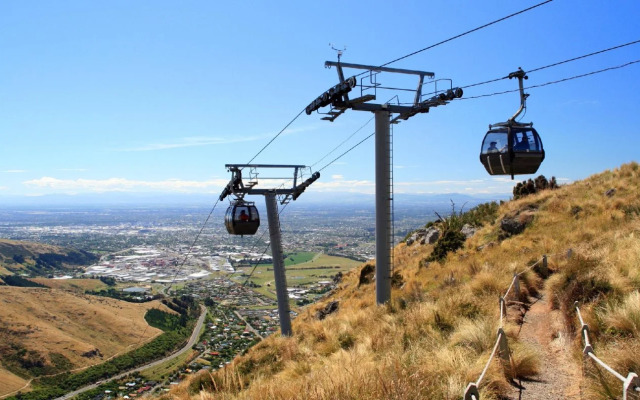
[2,1,639,201]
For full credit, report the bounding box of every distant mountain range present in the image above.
[0,191,508,208]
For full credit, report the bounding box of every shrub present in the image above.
[425,229,466,263]
[513,174,558,199]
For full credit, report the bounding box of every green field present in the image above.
[139,349,198,381]
[283,252,316,266]
[233,253,361,303]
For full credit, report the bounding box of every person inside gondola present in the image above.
[487,141,499,153]
[239,209,250,222]
[514,133,530,151]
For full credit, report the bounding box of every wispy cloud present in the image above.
[3,169,27,173]
[314,179,376,194]
[23,177,229,193]
[58,168,88,172]
[118,136,263,152]
[20,174,516,196]
[314,177,514,195]
[561,99,599,107]
[0,186,8,191]
[118,126,318,152]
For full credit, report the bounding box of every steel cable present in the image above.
[459,59,640,100]
[352,0,554,78]
[310,116,374,169]
[244,107,307,166]
[241,201,290,287]
[476,331,503,386]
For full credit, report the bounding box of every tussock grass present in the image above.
[167,163,640,400]
[600,291,640,338]
[508,342,540,380]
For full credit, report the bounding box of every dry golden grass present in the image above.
[0,287,171,394]
[30,277,108,291]
[600,291,640,337]
[0,369,28,396]
[0,239,73,272]
[165,162,640,400]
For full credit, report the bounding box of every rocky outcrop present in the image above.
[316,301,339,320]
[500,204,538,238]
[358,264,375,286]
[406,227,440,246]
[460,224,479,239]
[81,348,103,358]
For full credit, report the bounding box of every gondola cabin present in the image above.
[225,201,260,235]
[480,124,544,179]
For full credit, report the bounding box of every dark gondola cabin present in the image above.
[479,68,545,179]
[225,201,260,235]
[480,124,545,178]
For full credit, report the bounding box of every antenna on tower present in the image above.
[329,43,346,62]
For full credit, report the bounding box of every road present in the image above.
[56,305,207,400]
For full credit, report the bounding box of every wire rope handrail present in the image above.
[465,252,567,398]
[477,330,503,386]
[574,302,640,399]
[464,328,509,400]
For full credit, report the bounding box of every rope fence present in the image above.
[464,249,573,399]
[575,302,640,400]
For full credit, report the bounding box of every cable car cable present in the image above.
[310,116,374,169]
[241,202,290,287]
[350,0,553,80]
[310,54,639,179]
[527,39,640,74]
[243,107,307,167]
[460,59,640,100]
[311,95,398,173]
[459,38,640,91]
[317,131,375,173]
[241,241,272,288]
[133,197,218,347]
[166,198,221,293]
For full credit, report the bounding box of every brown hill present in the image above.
[0,287,170,396]
[166,163,640,400]
[0,238,98,276]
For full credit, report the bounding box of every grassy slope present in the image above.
[0,238,95,273]
[30,277,108,292]
[0,369,28,397]
[0,239,64,267]
[0,288,172,395]
[168,163,640,400]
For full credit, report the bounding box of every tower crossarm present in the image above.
[307,60,461,122]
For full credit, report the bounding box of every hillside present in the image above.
[0,288,170,397]
[0,239,98,276]
[166,163,640,400]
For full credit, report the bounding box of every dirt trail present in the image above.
[506,295,583,400]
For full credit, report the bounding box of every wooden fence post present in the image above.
[513,273,521,300]
[541,254,548,277]
[497,328,513,376]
